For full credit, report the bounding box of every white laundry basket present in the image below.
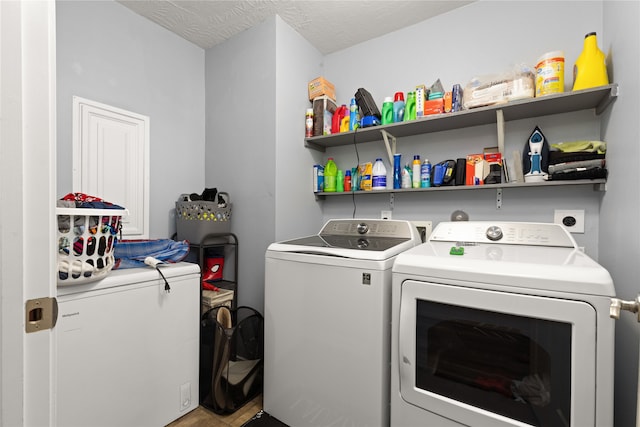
[56,207,127,286]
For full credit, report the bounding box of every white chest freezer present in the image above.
[55,262,200,427]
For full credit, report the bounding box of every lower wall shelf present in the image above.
[314,179,606,200]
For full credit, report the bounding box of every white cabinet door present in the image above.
[73,97,149,238]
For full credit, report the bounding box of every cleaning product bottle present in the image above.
[331,105,348,134]
[351,167,359,192]
[324,157,338,192]
[349,98,359,131]
[393,92,405,123]
[393,153,402,189]
[404,92,417,122]
[372,158,387,190]
[305,108,314,137]
[573,32,609,91]
[420,158,432,188]
[344,169,352,192]
[401,163,412,189]
[381,97,394,125]
[412,155,421,188]
[336,169,344,192]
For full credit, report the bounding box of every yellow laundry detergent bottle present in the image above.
[573,32,609,91]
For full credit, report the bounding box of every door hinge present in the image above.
[25,297,58,333]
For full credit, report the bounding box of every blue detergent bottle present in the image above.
[349,98,359,131]
[393,92,405,123]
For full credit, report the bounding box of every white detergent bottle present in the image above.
[372,158,387,190]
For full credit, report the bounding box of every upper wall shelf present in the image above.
[304,84,618,151]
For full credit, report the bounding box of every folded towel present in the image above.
[546,167,607,181]
[550,140,606,154]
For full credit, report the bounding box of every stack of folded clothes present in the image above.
[546,140,607,181]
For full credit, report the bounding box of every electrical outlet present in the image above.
[411,221,433,243]
[180,382,191,411]
[554,209,585,233]
[381,210,392,220]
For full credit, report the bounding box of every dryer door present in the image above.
[398,280,596,427]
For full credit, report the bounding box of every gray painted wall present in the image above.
[204,18,278,312]
[56,0,205,238]
[321,0,604,257]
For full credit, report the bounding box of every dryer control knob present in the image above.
[486,226,503,241]
[357,223,369,234]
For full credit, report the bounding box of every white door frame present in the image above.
[1,1,56,425]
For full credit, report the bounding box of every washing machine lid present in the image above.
[267,219,421,261]
[393,221,615,296]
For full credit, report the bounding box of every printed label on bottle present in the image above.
[372,175,387,189]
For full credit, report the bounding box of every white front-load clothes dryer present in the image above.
[391,221,616,427]
[264,219,421,427]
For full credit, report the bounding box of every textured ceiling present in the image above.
[117,0,473,54]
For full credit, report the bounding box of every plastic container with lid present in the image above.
[573,32,609,91]
[344,169,352,192]
[393,153,402,189]
[536,51,565,96]
[393,92,405,123]
[381,97,394,125]
[349,98,359,131]
[404,92,417,122]
[324,158,338,192]
[372,158,387,190]
[421,159,432,188]
[401,163,412,189]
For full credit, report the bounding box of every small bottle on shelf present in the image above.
[421,159,432,188]
[412,155,421,188]
[344,169,352,192]
[305,108,314,137]
[372,158,387,190]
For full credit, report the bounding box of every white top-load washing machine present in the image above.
[264,219,421,427]
[391,221,616,427]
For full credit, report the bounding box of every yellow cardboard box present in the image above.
[308,76,336,101]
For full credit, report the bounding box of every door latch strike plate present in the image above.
[25,297,58,333]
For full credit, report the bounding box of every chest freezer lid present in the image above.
[56,262,200,296]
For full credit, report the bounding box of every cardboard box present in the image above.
[484,151,503,184]
[308,77,336,101]
[415,85,426,117]
[424,98,444,116]
[466,154,485,185]
[312,95,337,136]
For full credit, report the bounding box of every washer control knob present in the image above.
[486,226,503,241]
[357,223,369,234]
